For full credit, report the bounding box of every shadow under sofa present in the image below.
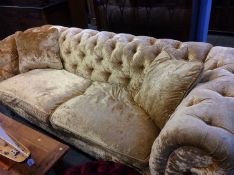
[0,25,234,175]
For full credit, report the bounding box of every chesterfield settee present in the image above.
[0,25,233,175]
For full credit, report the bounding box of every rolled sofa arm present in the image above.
[149,46,234,175]
[149,110,234,175]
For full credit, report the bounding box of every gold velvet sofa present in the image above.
[0,25,234,175]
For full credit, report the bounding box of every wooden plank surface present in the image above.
[0,113,69,175]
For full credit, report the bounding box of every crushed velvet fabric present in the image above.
[51,82,159,165]
[0,34,19,81]
[58,28,212,97]
[2,25,234,175]
[149,46,234,175]
[1,99,151,172]
[166,146,233,175]
[0,69,91,123]
[15,25,63,73]
[163,42,212,62]
[134,51,203,129]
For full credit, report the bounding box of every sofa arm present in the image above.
[149,46,234,175]
[149,112,234,175]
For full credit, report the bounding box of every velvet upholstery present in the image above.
[15,25,63,73]
[58,28,212,97]
[0,25,233,175]
[51,82,159,166]
[149,46,234,175]
[0,69,91,123]
[0,34,19,81]
[134,51,203,129]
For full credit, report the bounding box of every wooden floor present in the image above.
[0,103,93,175]
[0,113,70,175]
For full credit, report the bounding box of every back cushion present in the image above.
[134,51,203,129]
[0,34,19,81]
[58,27,212,96]
[15,25,63,73]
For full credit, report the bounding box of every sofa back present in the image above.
[58,27,212,96]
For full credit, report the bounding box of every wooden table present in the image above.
[0,113,70,175]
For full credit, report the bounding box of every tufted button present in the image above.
[154,51,161,59]
[110,41,116,51]
[138,65,145,71]
[186,98,205,107]
[128,37,134,42]
[103,71,111,81]
[216,89,228,97]
[96,56,103,63]
[65,49,71,55]
[216,61,223,69]
[149,38,156,45]
[91,32,98,36]
[132,64,145,74]
[62,36,66,42]
[132,46,138,54]
[79,51,86,59]
[93,40,97,46]
[220,91,227,97]
[228,68,233,74]
[116,61,123,68]
[61,58,66,66]
[186,100,194,107]
[109,34,114,39]
[89,67,94,72]
[77,39,81,44]
[124,76,131,85]
[86,66,94,75]
[176,43,182,49]
[71,64,78,70]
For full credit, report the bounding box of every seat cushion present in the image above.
[134,51,203,129]
[0,69,91,123]
[50,82,159,164]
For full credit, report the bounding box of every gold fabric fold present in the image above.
[0,69,91,123]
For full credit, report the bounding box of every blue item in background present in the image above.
[190,0,212,42]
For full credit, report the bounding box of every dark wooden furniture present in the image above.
[0,0,72,40]
[209,0,234,35]
[0,112,69,175]
[68,0,88,28]
[93,0,193,41]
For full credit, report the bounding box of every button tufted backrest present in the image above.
[58,27,212,96]
[168,46,234,134]
[204,46,234,73]
[198,46,234,104]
